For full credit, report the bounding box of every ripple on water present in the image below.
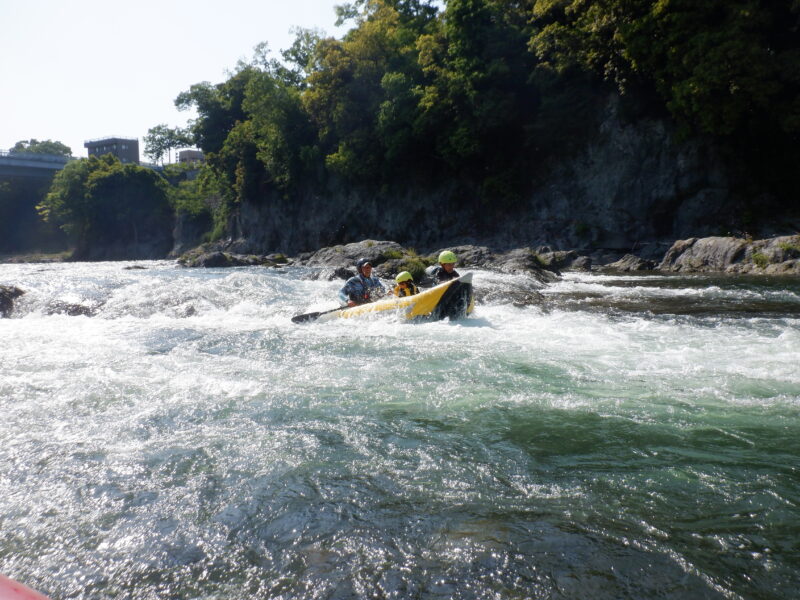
[1,263,799,599]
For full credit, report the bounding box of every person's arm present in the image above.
[342,279,368,306]
[339,280,356,305]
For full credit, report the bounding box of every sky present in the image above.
[0,0,344,161]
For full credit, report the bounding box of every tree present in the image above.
[38,156,173,258]
[303,1,435,180]
[143,124,193,164]
[175,68,257,155]
[10,139,72,156]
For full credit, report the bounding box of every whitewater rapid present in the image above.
[1,261,799,599]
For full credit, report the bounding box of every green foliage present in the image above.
[166,173,209,218]
[144,124,193,163]
[752,251,770,268]
[164,0,798,241]
[245,68,318,188]
[38,156,172,254]
[175,67,256,155]
[777,238,800,255]
[530,0,800,139]
[10,139,72,156]
[398,257,431,280]
[382,248,403,258]
[0,176,67,253]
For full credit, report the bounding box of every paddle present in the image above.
[291,306,343,324]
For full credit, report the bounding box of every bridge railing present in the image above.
[0,149,76,164]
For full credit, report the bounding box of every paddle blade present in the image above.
[291,311,323,324]
[291,305,343,323]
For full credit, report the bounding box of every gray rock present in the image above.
[178,251,278,268]
[658,235,800,274]
[569,256,593,271]
[602,254,656,272]
[658,237,747,272]
[299,240,405,268]
[331,266,355,281]
[536,250,592,272]
[45,302,101,317]
[492,248,560,283]
[0,285,25,318]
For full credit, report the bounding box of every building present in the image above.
[84,137,139,164]
[178,149,204,164]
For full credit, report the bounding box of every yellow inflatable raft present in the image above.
[292,273,474,324]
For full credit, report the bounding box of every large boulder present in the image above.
[536,249,592,272]
[602,254,656,272]
[291,241,562,290]
[299,240,405,268]
[178,250,284,268]
[0,285,25,317]
[658,235,800,274]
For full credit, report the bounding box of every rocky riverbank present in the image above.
[2,235,798,318]
[180,234,800,277]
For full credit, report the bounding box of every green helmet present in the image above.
[438,250,457,264]
[395,271,413,283]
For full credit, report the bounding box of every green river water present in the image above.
[1,262,798,599]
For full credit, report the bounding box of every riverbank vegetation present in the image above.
[37,156,177,259]
[9,1,799,259]
[169,0,798,235]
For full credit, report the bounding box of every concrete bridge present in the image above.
[0,150,75,179]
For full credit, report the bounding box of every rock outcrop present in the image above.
[177,249,288,268]
[293,241,560,283]
[658,235,800,275]
[183,94,737,260]
[601,254,657,272]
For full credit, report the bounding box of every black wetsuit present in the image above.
[430,265,460,283]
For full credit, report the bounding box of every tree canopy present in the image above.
[143,125,193,164]
[10,139,72,157]
[38,156,173,257]
[161,0,799,235]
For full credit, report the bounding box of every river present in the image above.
[1,261,799,599]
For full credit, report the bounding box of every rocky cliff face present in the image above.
[490,95,732,257]
[195,94,735,259]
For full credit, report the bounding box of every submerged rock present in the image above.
[0,285,25,317]
[45,302,102,317]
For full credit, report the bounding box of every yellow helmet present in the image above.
[395,271,413,283]
[438,250,457,264]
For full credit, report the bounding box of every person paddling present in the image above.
[428,250,460,283]
[339,258,386,307]
[391,271,419,297]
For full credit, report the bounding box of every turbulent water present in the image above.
[1,261,799,600]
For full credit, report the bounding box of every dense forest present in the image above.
[161,0,798,241]
[25,0,800,257]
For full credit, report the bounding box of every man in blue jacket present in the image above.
[339,258,386,306]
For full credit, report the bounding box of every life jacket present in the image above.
[392,282,419,297]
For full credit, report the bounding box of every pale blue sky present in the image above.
[0,0,343,159]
